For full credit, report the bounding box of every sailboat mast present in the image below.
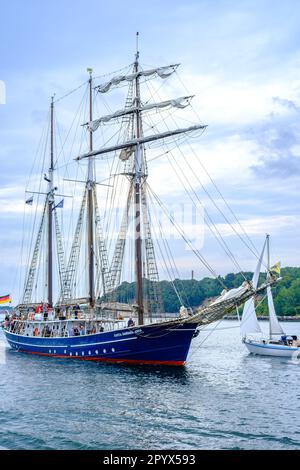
[47,96,54,307]
[266,234,270,271]
[87,69,95,309]
[134,33,144,325]
[266,233,272,340]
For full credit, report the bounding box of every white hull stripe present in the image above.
[6,336,137,349]
[167,328,195,331]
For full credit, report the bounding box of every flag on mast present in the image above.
[0,294,11,304]
[270,261,281,276]
[25,196,33,205]
[53,199,64,210]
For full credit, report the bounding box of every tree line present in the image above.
[111,267,300,315]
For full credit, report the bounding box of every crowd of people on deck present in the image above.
[31,302,82,321]
[1,302,139,338]
[3,316,106,338]
[1,301,128,338]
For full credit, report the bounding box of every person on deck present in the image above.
[42,303,48,321]
[127,317,135,327]
[73,304,80,320]
[79,324,85,336]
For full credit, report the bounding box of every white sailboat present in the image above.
[241,235,300,357]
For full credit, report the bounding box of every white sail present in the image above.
[267,286,284,337]
[252,237,267,288]
[265,235,284,338]
[95,64,180,94]
[240,238,266,337]
[240,297,262,337]
[86,96,193,132]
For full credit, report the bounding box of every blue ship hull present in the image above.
[3,322,198,366]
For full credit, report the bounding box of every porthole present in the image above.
[103,348,107,354]
[95,350,98,354]
[75,352,78,356]
[88,351,91,355]
[82,352,84,356]
[70,352,72,356]
[54,350,56,354]
[111,347,115,353]
[49,350,51,353]
[64,350,67,354]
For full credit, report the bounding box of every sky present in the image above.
[0,0,300,302]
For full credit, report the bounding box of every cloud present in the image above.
[249,110,300,178]
[272,96,299,112]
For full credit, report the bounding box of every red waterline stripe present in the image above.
[18,350,185,366]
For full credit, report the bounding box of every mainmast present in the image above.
[133,32,144,325]
[87,68,95,309]
[47,96,54,307]
[77,44,207,321]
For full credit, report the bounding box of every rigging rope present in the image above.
[141,78,249,279]
[146,183,227,290]
[174,69,262,259]
[143,71,266,273]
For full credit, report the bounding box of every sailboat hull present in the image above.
[244,339,300,358]
[3,322,198,366]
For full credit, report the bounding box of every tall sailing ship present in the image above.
[2,37,278,365]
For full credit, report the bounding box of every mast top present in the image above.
[135,32,139,63]
[87,67,93,77]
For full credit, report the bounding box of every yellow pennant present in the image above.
[270,261,281,276]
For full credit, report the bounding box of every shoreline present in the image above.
[224,315,300,322]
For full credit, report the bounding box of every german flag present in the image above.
[0,294,11,304]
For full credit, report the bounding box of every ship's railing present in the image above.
[4,318,130,338]
[3,313,178,338]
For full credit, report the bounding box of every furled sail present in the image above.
[95,64,180,94]
[119,147,134,161]
[76,124,207,161]
[98,301,134,313]
[267,286,284,338]
[85,96,194,132]
[186,278,275,327]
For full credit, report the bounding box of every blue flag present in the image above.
[53,199,64,210]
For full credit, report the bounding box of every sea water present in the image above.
[0,320,299,450]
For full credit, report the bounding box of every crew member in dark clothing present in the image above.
[127,317,135,327]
